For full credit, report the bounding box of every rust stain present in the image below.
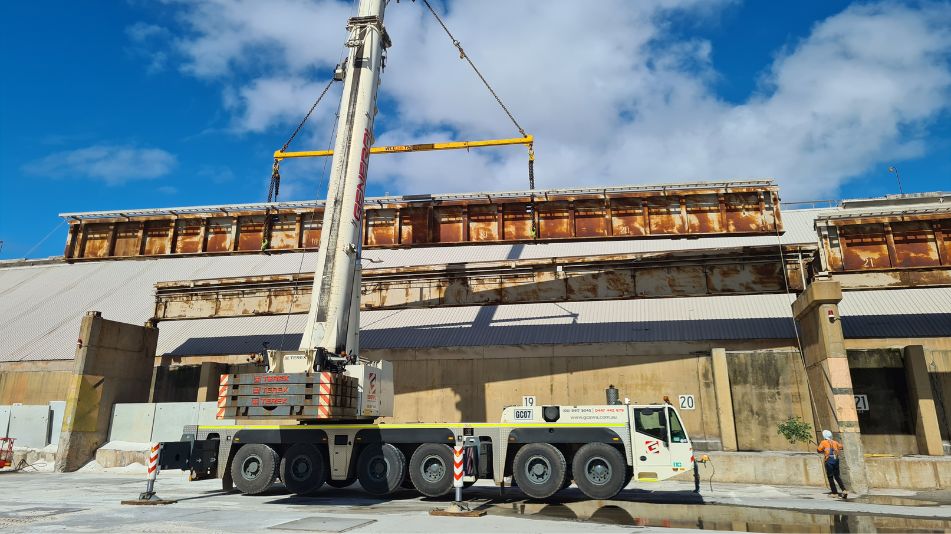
[301,212,322,248]
[635,266,705,297]
[574,200,607,237]
[143,221,172,255]
[436,207,463,243]
[269,214,299,250]
[175,219,204,254]
[646,197,684,235]
[724,193,762,232]
[706,263,783,293]
[112,222,141,257]
[610,199,646,237]
[891,221,940,268]
[468,205,499,241]
[503,204,533,240]
[538,202,571,239]
[366,209,397,246]
[205,217,234,252]
[237,216,265,251]
[839,224,889,270]
[685,194,721,234]
[81,223,112,258]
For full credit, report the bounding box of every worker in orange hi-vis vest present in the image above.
[817,429,847,499]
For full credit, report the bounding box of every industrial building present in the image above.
[1,180,949,466]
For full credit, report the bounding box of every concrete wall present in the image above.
[373,340,801,451]
[726,350,814,452]
[55,312,159,472]
[0,360,74,405]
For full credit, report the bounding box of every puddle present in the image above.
[854,495,940,507]
[494,501,951,533]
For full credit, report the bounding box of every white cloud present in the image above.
[141,0,951,200]
[24,145,177,185]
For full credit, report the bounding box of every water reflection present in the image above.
[496,499,951,533]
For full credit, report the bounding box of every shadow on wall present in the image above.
[841,313,951,338]
[164,315,798,356]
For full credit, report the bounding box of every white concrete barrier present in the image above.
[0,405,10,438]
[108,403,156,443]
[8,405,51,448]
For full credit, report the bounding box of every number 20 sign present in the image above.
[678,395,695,410]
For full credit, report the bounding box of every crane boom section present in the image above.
[301,0,388,358]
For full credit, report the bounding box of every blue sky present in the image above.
[2,0,950,259]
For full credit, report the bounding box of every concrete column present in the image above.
[55,312,158,472]
[904,345,944,455]
[711,348,738,452]
[792,280,869,495]
[197,362,227,402]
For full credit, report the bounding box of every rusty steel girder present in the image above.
[152,245,811,321]
[62,181,783,260]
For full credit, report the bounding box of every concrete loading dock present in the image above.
[1,182,950,485]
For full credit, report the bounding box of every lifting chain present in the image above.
[419,0,537,238]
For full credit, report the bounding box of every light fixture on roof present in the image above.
[887,165,904,195]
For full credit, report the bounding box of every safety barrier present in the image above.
[106,402,235,444]
[0,402,66,449]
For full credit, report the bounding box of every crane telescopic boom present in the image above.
[264,0,393,418]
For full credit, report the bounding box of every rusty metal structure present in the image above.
[815,193,951,289]
[60,181,782,260]
[153,245,809,320]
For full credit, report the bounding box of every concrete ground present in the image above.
[0,467,949,533]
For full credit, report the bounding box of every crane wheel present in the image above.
[230,444,279,495]
[408,443,454,497]
[357,443,406,496]
[279,443,327,495]
[512,443,566,500]
[572,443,626,500]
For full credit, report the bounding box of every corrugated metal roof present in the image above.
[153,287,951,355]
[155,294,800,355]
[838,287,951,338]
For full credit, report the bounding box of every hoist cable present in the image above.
[420,0,527,138]
[263,78,336,250]
[420,0,537,238]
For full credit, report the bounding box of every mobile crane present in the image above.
[159,0,696,500]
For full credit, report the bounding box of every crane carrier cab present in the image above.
[161,395,694,501]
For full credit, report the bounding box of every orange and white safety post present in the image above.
[148,443,160,481]
[453,443,464,501]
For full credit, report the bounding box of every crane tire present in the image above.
[408,443,454,497]
[512,443,566,500]
[279,443,327,495]
[572,443,626,500]
[231,443,279,495]
[357,443,406,496]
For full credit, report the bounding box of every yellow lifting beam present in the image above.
[274,135,533,161]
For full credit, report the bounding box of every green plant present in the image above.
[777,416,814,445]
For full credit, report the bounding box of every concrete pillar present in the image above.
[55,312,158,472]
[197,362,227,402]
[792,280,869,495]
[904,345,944,456]
[711,348,738,452]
